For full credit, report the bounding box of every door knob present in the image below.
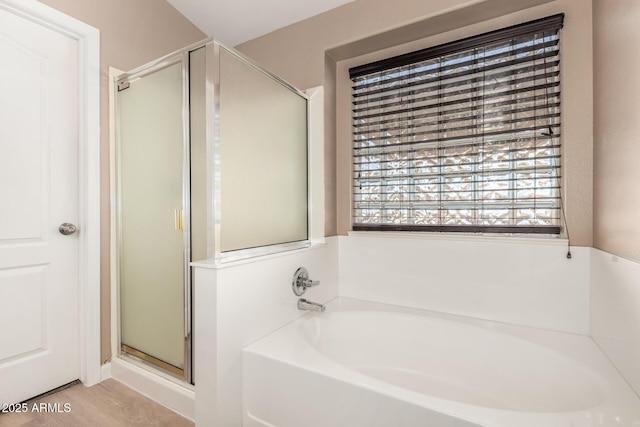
[58,223,77,235]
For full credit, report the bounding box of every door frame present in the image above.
[0,0,101,386]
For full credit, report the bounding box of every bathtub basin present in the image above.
[303,311,603,412]
[243,298,640,427]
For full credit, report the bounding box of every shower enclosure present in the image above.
[114,40,309,383]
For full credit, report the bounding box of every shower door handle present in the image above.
[174,209,184,231]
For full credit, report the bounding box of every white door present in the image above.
[0,5,80,404]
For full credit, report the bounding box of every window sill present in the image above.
[347,230,569,247]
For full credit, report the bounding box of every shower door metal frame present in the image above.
[114,51,193,384]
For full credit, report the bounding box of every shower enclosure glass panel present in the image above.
[117,60,187,376]
[218,48,308,253]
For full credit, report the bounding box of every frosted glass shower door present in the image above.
[117,61,186,375]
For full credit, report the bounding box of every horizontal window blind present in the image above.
[350,14,564,234]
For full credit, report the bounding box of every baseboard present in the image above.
[100,362,112,381]
[110,357,195,421]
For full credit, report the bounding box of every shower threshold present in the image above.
[121,344,183,377]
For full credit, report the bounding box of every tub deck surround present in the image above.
[591,249,640,397]
[243,298,640,427]
[339,234,591,335]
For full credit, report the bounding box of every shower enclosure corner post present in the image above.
[180,51,193,385]
[112,68,124,373]
[206,41,222,261]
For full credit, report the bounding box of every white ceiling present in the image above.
[167,0,354,47]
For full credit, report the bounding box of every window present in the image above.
[350,14,564,234]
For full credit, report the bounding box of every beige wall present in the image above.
[39,0,205,364]
[593,0,640,262]
[237,0,594,247]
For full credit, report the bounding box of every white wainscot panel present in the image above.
[591,249,640,397]
[339,234,590,334]
[0,265,46,362]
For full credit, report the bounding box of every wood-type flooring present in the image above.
[0,379,194,427]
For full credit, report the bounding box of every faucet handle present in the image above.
[300,278,320,288]
[292,267,320,296]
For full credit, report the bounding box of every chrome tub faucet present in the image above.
[292,267,325,312]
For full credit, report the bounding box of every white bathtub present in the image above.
[243,298,640,426]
